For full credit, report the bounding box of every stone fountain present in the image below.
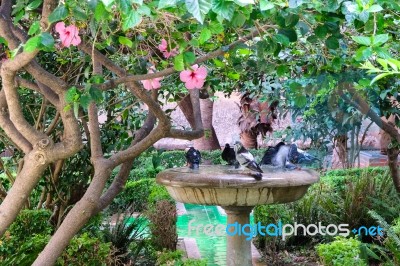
[156,165,319,266]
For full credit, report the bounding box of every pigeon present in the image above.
[221,143,239,168]
[185,147,201,169]
[260,142,318,169]
[233,141,263,180]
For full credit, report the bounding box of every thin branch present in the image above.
[338,82,400,143]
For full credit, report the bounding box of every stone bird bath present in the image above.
[156,165,319,266]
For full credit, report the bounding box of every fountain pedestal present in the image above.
[156,165,319,265]
[223,206,253,266]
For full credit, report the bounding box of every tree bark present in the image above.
[387,148,400,194]
[179,95,220,150]
[240,131,258,149]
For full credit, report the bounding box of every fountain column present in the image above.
[223,206,253,266]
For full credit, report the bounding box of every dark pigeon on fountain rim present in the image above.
[221,143,240,168]
[233,141,263,181]
[185,147,201,169]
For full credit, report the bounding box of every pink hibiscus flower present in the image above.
[141,67,163,90]
[158,39,178,59]
[55,22,81,48]
[180,64,207,90]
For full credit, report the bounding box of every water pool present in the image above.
[176,204,254,266]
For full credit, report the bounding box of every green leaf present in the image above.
[276,65,288,76]
[386,58,400,71]
[231,12,246,27]
[233,0,254,7]
[26,0,42,11]
[227,72,240,80]
[260,0,274,10]
[89,87,104,103]
[199,28,212,44]
[101,0,115,10]
[118,36,133,47]
[370,73,392,85]
[65,87,78,103]
[325,36,339,49]
[289,0,303,8]
[132,0,143,5]
[367,4,383,12]
[24,36,41,52]
[297,21,309,35]
[137,5,151,16]
[376,58,388,70]
[213,58,224,67]
[212,0,235,21]
[122,10,142,30]
[294,95,307,108]
[355,46,372,61]
[72,6,88,21]
[73,102,79,118]
[80,94,91,109]
[48,5,68,23]
[183,51,196,65]
[274,34,289,46]
[90,75,105,84]
[28,21,40,36]
[285,14,299,28]
[371,34,389,47]
[314,25,327,39]
[158,0,178,9]
[209,21,224,34]
[174,54,184,71]
[373,47,391,59]
[351,36,371,46]
[186,0,212,24]
[95,2,107,22]
[40,32,54,49]
[278,28,297,42]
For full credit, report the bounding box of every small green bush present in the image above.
[112,179,156,212]
[148,183,174,207]
[0,209,52,261]
[57,233,112,266]
[156,249,207,266]
[316,237,367,266]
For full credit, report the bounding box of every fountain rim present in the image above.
[156,165,319,189]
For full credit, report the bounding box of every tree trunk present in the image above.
[179,95,220,150]
[0,152,48,235]
[387,148,400,194]
[333,134,348,169]
[240,131,258,149]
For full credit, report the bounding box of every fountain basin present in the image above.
[156,165,319,266]
[156,165,319,206]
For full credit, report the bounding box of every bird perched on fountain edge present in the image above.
[185,147,201,169]
[233,141,263,180]
[221,143,240,168]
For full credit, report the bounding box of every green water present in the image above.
[176,204,254,266]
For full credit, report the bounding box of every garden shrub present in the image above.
[0,209,52,261]
[112,179,156,212]
[147,200,177,251]
[147,182,174,207]
[102,212,147,265]
[316,237,367,266]
[156,249,207,266]
[56,233,112,265]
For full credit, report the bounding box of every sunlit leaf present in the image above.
[186,0,212,24]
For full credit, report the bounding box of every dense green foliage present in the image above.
[254,167,400,264]
[316,237,367,266]
[0,211,112,265]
